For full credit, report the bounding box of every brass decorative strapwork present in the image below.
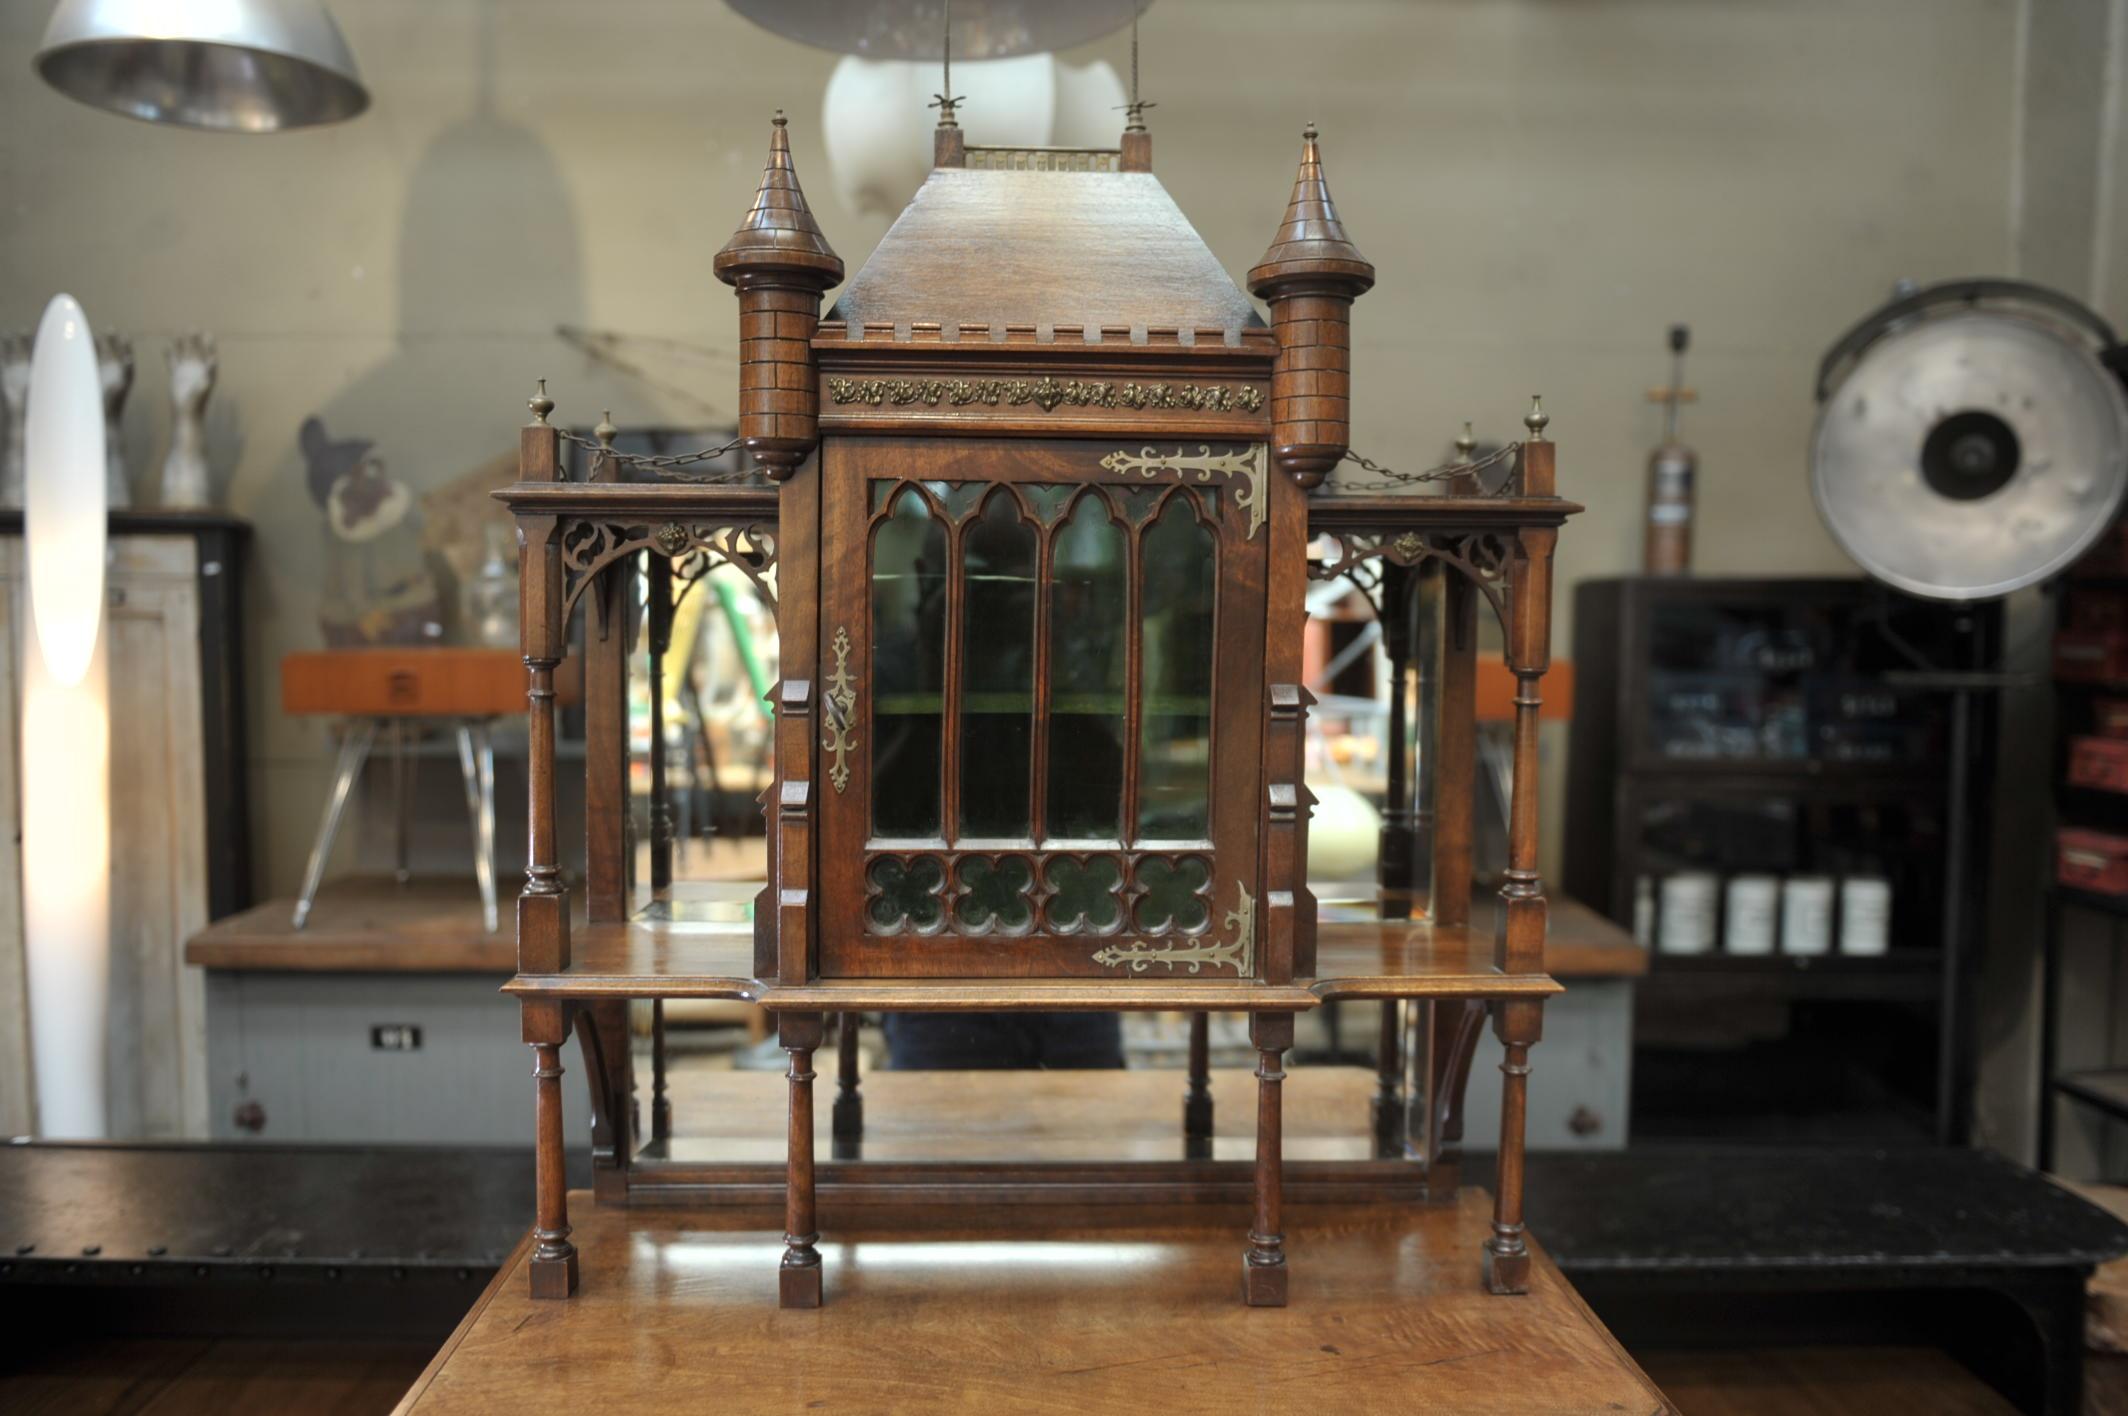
[1098,443,1268,540]
[822,627,858,794]
[1092,881,1256,978]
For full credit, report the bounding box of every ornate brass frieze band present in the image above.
[1099,443,1268,540]
[826,375,1264,415]
[1092,881,1256,978]
[822,627,858,794]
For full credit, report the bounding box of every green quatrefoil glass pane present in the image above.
[1045,854,1124,933]
[955,854,1035,932]
[1133,854,1212,934]
[868,854,946,933]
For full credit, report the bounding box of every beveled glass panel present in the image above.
[1045,853,1124,932]
[1136,495,1217,839]
[1044,494,1128,839]
[955,853,1035,931]
[958,490,1036,838]
[871,486,947,838]
[867,854,946,932]
[1134,853,1212,933]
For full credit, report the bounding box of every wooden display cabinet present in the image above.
[498,107,1577,1308]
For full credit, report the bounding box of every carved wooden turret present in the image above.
[1248,123,1375,487]
[714,112,844,479]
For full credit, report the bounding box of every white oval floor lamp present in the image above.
[22,293,110,1139]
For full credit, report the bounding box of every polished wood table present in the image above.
[394,1189,1671,1415]
[392,1066,1672,1413]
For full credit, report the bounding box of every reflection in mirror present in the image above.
[1137,493,1216,839]
[871,486,947,837]
[959,490,1036,839]
[1044,494,1127,839]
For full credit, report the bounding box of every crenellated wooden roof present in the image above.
[825,165,1265,345]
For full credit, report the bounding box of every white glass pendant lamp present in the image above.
[22,293,111,1139]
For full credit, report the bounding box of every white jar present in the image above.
[1724,875,1780,956]
[1658,872,1719,955]
[1632,875,1656,949]
[1840,877,1892,956]
[1781,876,1835,956]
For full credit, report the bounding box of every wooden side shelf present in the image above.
[500,884,1564,1008]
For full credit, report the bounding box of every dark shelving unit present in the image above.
[1566,576,1992,1145]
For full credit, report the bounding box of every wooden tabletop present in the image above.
[186,877,520,973]
[393,1189,1672,1415]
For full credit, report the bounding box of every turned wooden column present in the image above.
[780,1011,825,1308]
[646,551,675,892]
[1372,1000,1403,1156]
[516,384,577,1299]
[650,999,671,1144]
[1184,1011,1213,1158]
[833,1011,864,1156]
[1485,403,1558,1297]
[526,1039,576,1297]
[1244,1012,1294,1307]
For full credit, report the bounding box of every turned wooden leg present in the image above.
[650,999,671,1143]
[833,1011,864,1156]
[780,1012,824,1308]
[1244,1012,1293,1307]
[1184,1011,1213,1159]
[1372,999,1403,1157]
[528,1033,578,1298]
[1484,998,1542,1295]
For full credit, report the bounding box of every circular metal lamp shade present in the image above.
[1811,286,2128,601]
[726,0,1150,60]
[36,0,368,133]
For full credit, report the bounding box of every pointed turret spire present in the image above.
[1248,125,1375,487]
[1247,123,1374,295]
[715,113,842,480]
[714,111,843,287]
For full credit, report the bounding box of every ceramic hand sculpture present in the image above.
[0,333,29,505]
[159,334,217,508]
[96,333,133,508]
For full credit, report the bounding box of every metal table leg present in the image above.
[292,718,379,929]
[456,720,499,934]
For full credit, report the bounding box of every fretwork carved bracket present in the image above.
[557,518,779,629]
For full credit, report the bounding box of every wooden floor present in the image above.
[2,1338,434,1415]
[393,1188,1674,1414]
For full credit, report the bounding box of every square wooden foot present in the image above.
[1483,1242,1529,1295]
[1242,1257,1288,1307]
[780,1258,823,1309]
[529,1248,578,1299]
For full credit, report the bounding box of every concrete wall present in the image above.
[0,0,2092,1151]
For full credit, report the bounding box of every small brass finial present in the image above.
[1455,421,1477,459]
[1524,395,1549,441]
[595,409,617,446]
[529,378,553,426]
[1303,121,1318,143]
[772,109,786,128]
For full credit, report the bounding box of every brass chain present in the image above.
[1332,441,1523,492]
[555,427,761,484]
